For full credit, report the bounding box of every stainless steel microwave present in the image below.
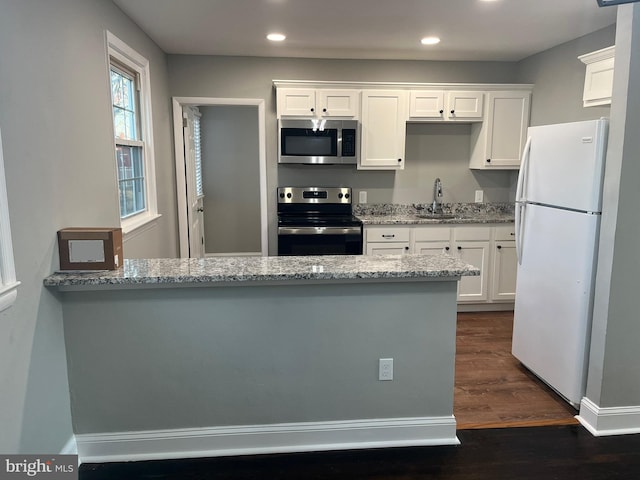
[278,119,359,165]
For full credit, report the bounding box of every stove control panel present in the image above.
[278,187,352,204]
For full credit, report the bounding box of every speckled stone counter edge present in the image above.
[354,202,515,225]
[43,254,479,289]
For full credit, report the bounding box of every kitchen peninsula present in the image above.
[45,254,478,463]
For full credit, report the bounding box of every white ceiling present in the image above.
[111,0,617,62]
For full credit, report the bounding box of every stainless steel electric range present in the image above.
[277,187,363,256]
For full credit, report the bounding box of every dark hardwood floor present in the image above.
[81,311,617,480]
[80,425,640,479]
[454,311,578,429]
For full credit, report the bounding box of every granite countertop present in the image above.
[354,202,515,226]
[43,254,479,289]
[357,213,515,225]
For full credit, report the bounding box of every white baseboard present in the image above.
[577,397,640,436]
[76,416,459,464]
[60,435,78,455]
[457,303,514,312]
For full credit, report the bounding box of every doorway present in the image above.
[172,97,268,258]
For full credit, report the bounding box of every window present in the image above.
[0,128,19,312]
[107,32,159,233]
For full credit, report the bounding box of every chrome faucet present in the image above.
[431,177,444,214]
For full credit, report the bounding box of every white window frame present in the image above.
[0,128,19,312]
[192,108,204,199]
[106,31,160,236]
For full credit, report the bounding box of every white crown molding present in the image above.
[75,416,458,464]
[577,397,640,436]
[272,79,534,91]
[578,46,615,65]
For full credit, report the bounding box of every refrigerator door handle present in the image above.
[515,202,525,265]
[515,136,532,203]
[515,136,531,265]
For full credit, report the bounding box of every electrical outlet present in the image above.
[475,190,484,203]
[379,358,394,381]
[359,191,368,204]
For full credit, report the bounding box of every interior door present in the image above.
[183,106,205,258]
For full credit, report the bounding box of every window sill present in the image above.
[122,213,162,242]
[0,281,20,313]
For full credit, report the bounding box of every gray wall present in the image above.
[200,106,261,254]
[61,280,457,433]
[516,25,616,126]
[0,0,177,453]
[167,56,520,254]
[587,5,640,408]
[280,123,514,205]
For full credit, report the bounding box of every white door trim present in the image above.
[172,97,268,258]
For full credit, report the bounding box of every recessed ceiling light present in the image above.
[267,33,286,42]
[421,37,441,46]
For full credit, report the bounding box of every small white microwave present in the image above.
[278,119,359,165]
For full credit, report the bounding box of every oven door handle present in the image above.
[278,226,362,235]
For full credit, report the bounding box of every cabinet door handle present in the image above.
[450,110,455,114]
[404,246,409,251]
[497,245,502,249]
[439,109,444,114]
[457,246,462,250]
[322,108,327,112]
[310,108,315,112]
[398,158,402,162]
[445,246,450,251]
[381,234,395,238]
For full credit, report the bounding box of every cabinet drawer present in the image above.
[454,226,491,241]
[366,227,410,243]
[414,226,451,242]
[494,225,516,241]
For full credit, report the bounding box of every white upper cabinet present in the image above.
[318,90,360,117]
[578,46,615,108]
[359,90,408,170]
[409,90,484,121]
[408,90,445,119]
[276,88,316,117]
[277,88,359,118]
[446,91,484,121]
[469,90,531,170]
[274,81,532,172]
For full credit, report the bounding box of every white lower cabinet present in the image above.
[364,226,411,255]
[366,243,410,255]
[413,226,451,256]
[364,223,516,307]
[490,225,517,301]
[452,227,491,303]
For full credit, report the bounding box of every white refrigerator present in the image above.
[512,118,609,408]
